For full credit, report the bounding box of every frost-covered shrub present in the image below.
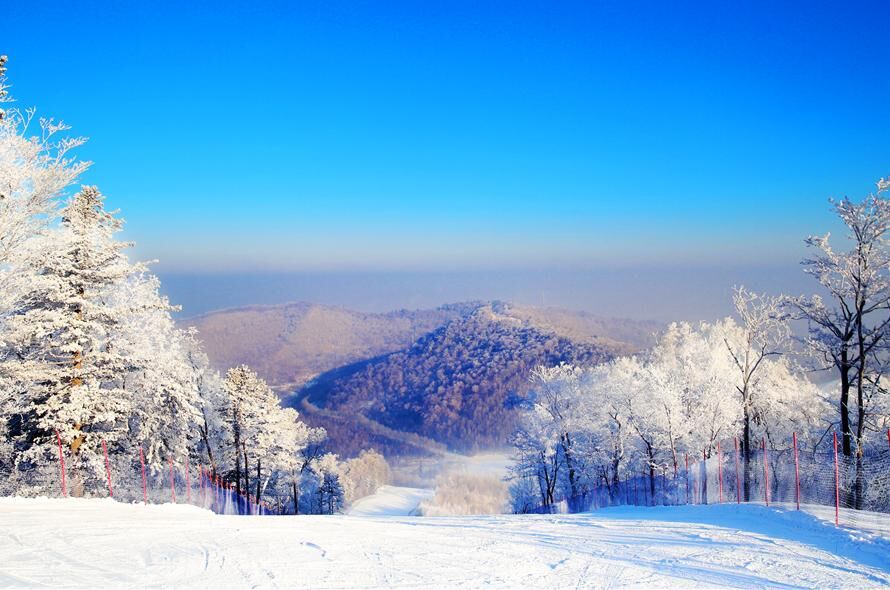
[509,475,540,514]
[420,471,508,516]
[340,449,391,505]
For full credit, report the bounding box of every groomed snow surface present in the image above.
[347,486,433,516]
[2,492,890,589]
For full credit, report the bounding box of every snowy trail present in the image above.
[1,499,889,589]
[346,486,433,516]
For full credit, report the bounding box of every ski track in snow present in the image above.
[1,495,889,589]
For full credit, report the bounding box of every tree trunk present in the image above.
[562,433,578,499]
[700,452,709,505]
[742,398,751,502]
[292,481,299,515]
[643,440,656,504]
[199,411,215,470]
[855,376,866,509]
[235,446,241,498]
[256,458,261,510]
[840,347,853,457]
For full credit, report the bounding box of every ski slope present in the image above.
[1,497,889,588]
[347,486,433,516]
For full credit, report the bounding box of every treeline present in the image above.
[511,178,890,513]
[0,57,386,513]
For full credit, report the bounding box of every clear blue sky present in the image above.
[3,0,889,274]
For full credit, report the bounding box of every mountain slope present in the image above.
[188,300,659,455]
[296,303,641,453]
[184,302,477,390]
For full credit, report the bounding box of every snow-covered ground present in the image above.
[347,486,433,516]
[2,497,889,589]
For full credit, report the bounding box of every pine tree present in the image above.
[2,186,133,495]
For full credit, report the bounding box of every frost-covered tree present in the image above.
[623,323,738,498]
[0,57,90,491]
[509,318,824,512]
[307,453,344,514]
[223,365,273,495]
[290,424,327,513]
[789,180,890,458]
[182,330,229,474]
[221,364,317,506]
[578,361,634,496]
[721,289,787,465]
[2,186,133,495]
[0,56,89,284]
[510,370,567,508]
[109,271,203,475]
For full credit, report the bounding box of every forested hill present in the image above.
[292,303,654,454]
[184,302,480,390]
[187,300,658,455]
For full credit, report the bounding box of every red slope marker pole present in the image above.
[734,437,741,504]
[685,453,690,504]
[762,437,769,507]
[717,442,723,504]
[55,429,67,497]
[185,461,191,503]
[886,428,890,450]
[102,438,113,497]
[793,432,800,511]
[834,431,840,526]
[139,448,147,504]
[699,449,708,504]
[169,457,176,504]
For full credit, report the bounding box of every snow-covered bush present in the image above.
[420,471,509,516]
[340,449,391,505]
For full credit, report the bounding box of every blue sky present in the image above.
[3,1,889,274]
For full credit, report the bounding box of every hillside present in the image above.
[294,303,647,454]
[188,300,659,455]
[184,302,478,390]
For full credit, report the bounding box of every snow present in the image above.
[2,497,889,588]
[347,485,433,516]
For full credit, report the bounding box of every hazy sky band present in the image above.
[3,0,888,272]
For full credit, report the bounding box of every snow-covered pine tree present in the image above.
[0,56,91,485]
[2,186,133,495]
[108,270,203,481]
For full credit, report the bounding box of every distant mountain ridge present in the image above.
[184,301,479,390]
[186,301,660,455]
